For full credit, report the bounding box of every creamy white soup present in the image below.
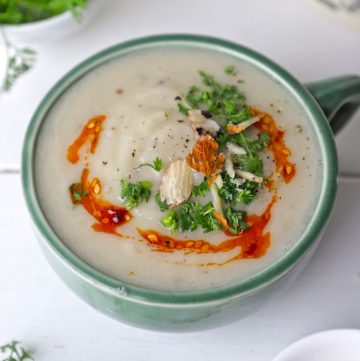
[35,48,322,291]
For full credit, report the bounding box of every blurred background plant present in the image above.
[0,0,88,91]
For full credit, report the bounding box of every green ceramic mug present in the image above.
[22,34,360,332]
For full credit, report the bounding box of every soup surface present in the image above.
[35,47,322,291]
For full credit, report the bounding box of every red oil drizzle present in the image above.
[251,108,296,183]
[67,114,107,164]
[69,168,132,235]
[137,195,277,262]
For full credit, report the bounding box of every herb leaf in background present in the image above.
[0,0,88,24]
[120,179,152,210]
[0,341,33,361]
[0,29,36,92]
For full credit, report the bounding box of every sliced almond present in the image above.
[159,159,193,207]
[188,109,220,137]
[210,174,223,214]
[225,154,235,179]
[226,116,260,134]
[226,142,246,155]
[235,169,263,184]
[186,134,225,177]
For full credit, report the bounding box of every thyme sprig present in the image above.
[0,28,36,92]
[0,341,33,361]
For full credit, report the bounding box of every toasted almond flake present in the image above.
[159,159,193,207]
[214,211,228,228]
[235,169,263,184]
[188,109,220,137]
[226,116,260,134]
[226,142,247,155]
[210,177,223,215]
[214,173,223,189]
[186,134,225,177]
[225,154,235,178]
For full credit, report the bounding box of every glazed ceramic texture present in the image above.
[22,34,360,331]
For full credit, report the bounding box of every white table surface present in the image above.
[1,1,360,360]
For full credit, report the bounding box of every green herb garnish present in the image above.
[224,207,249,234]
[0,341,33,361]
[69,182,88,205]
[161,201,221,233]
[120,179,152,210]
[217,173,258,205]
[136,157,163,171]
[155,192,169,212]
[191,180,209,197]
[225,65,236,75]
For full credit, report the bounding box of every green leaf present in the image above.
[120,179,152,210]
[136,156,163,171]
[224,207,249,234]
[160,201,221,233]
[225,65,235,75]
[155,192,169,212]
[177,103,190,116]
[0,0,88,24]
[191,181,209,197]
[0,341,33,361]
[196,202,221,233]
[231,131,270,156]
[234,154,264,176]
[217,172,259,205]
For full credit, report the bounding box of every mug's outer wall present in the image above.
[35,226,322,331]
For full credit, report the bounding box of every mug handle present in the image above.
[306,75,360,135]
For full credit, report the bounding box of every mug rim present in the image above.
[22,33,338,305]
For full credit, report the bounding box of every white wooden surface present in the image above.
[1,1,360,360]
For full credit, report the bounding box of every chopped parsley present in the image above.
[224,207,249,234]
[191,180,209,197]
[225,65,236,75]
[217,173,259,205]
[120,180,152,210]
[161,201,221,233]
[136,157,163,171]
[231,131,270,156]
[69,183,88,205]
[155,192,169,212]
